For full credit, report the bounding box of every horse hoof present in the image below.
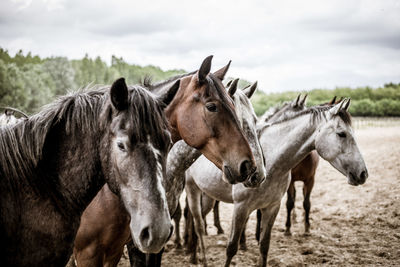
[217,229,224,234]
[174,243,183,250]
[284,230,292,236]
[190,257,198,264]
[239,244,247,251]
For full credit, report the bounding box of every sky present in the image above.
[1,0,399,92]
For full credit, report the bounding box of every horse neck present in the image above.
[260,112,322,179]
[32,119,105,217]
[164,140,201,212]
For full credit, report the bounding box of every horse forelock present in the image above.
[207,74,243,130]
[232,90,257,128]
[125,86,171,150]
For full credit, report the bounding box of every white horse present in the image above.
[185,99,368,267]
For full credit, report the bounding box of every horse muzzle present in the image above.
[243,167,264,188]
[348,169,368,186]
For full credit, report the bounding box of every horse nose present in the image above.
[239,160,252,181]
[138,221,173,252]
[359,170,368,184]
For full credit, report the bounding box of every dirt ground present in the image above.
[119,125,400,266]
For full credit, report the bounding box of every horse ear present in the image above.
[293,94,301,107]
[243,81,258,99]
[110,78,129,111]
[197,55,213,84]
[213,60,231,81]
[330,98,346,115]
[343,98,351,111]
[228,78,239,97]
[299,94,308,106]
[158,80,180,108]
[329,96,337,105]
[226,79,233,88]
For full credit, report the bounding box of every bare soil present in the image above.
[119,126,400,266]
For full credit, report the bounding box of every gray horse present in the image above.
[185,99,368,267]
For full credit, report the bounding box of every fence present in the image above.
[352,117,400,129]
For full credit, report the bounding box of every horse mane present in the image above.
[259,101,290,122]
[259,104,352,133]
[0,85,170,194]
[143,71,196,91]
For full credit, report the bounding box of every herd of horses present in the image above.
[0,55,368,267]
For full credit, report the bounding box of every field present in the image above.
[118,123,400,266]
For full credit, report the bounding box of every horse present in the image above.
[185,99,368,267]
[180,81,264,265]
[0,77,179,266]
[203,95,339,243]
[72,57,264,266]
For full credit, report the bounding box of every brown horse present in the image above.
[73,56,261,266]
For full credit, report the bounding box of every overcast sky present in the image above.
[1,0,399,92]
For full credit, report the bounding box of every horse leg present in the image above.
[74,245,104,267]
[224,204,250,267]
[127,239,147,267]
[185,175,207,266]
[172,202,182,249]
[239,217,249,251]
[213,201,224,234]
[104,250,125,267]
[258,205,280,267]
[201,193,216,236]
[183,197,189,247]
[303,176,315,234]
[285,181,295,236]
[186,211,198,263]
[145,249,164,267]
[255,209,261,242]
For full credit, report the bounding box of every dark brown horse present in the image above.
[73,56,262,266]
[0,78,178,266]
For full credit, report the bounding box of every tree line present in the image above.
[1,47,399,116]
[0,48,184,113]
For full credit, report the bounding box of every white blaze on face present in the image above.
[147,135,169,213]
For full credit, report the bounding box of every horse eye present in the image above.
[337,132,347,138]
[117,141,126,151]
[206,103,217,112]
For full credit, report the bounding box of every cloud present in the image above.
[0,0,399,92]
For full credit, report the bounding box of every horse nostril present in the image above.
[239,160,251,177]
[360,170,368,181]
[139,226,150,246]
